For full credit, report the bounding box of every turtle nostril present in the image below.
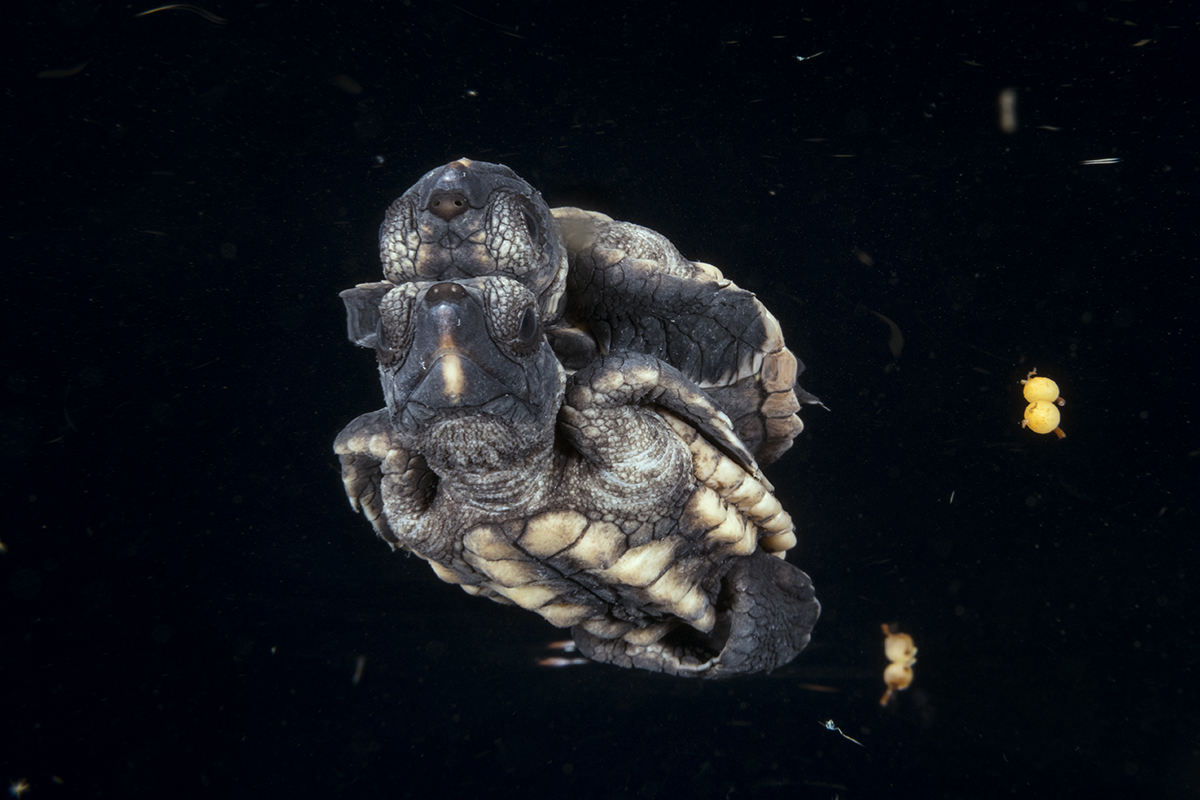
[428,191,469,221]
[426,282,467,305]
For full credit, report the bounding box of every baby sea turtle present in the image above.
[335,276,820,678]
[375,159,816,464]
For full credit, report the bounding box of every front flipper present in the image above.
[333,409,436,548]
[572,549,820,678]
[553,207,805,464]
[560,352,758,478]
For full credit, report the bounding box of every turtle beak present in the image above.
[385,280,544,433]
[410,282,479,407]
[425,159,480,223]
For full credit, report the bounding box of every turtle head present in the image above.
[341,276,564,474]
[378,159,568,324]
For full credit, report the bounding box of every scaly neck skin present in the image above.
[423,428,561,516]
[448,454,555,512]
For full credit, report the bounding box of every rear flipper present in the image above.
[572,550,820,679]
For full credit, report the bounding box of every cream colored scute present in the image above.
[760,531,797,553]
[683,486,727,532]
[643,564,695,607]
[705,511,747,545]
[496,582,559,610]
[761,348,798,392]
[688,439,722,483]
[729,520,758,556]
[756,507,793,536]
[478,557,540,589]
[766,415,803,438]
[690,603,717,633]
[672,583,715,630]
[747,493,784,524]
[761,391,800,418]
[622,622,672,646]
[519,509,589,556]
[537,602,594,628]
[564,521,627,569]
[594,538,676,587]
[708,455,747,493]
[723,475,766,510]
[578,616,633,639]
[757,306,785,350]
[463,525,520,561]
[428,560,467,585]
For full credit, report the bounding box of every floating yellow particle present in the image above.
[1020,369,1066,438]
[880,623,917,706]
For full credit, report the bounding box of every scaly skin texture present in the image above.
[334,275,819,678]
[377,159,817,464]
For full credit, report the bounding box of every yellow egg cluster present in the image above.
[1020,369,1065,439]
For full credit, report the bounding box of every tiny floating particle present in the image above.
[351,654,366,685]
[37,62,89,79]
[135,4,227,24]
[998,88,1018,134]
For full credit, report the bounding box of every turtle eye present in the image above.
[374,318,393,355]
[516,306,538,344]
[521,208,538,241]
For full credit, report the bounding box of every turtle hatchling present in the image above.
[334,274,820,678]
[375,158,819,465]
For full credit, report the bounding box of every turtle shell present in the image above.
[334,274,820,677]
[377,159,816,464]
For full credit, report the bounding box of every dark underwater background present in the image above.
[2,2,1197,798]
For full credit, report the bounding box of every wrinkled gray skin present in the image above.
[335,276,819,678]
[377,159,818,465]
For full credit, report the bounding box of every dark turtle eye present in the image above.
[521,209,538,241]
[516,306,538,343]
[374,318,394,355]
